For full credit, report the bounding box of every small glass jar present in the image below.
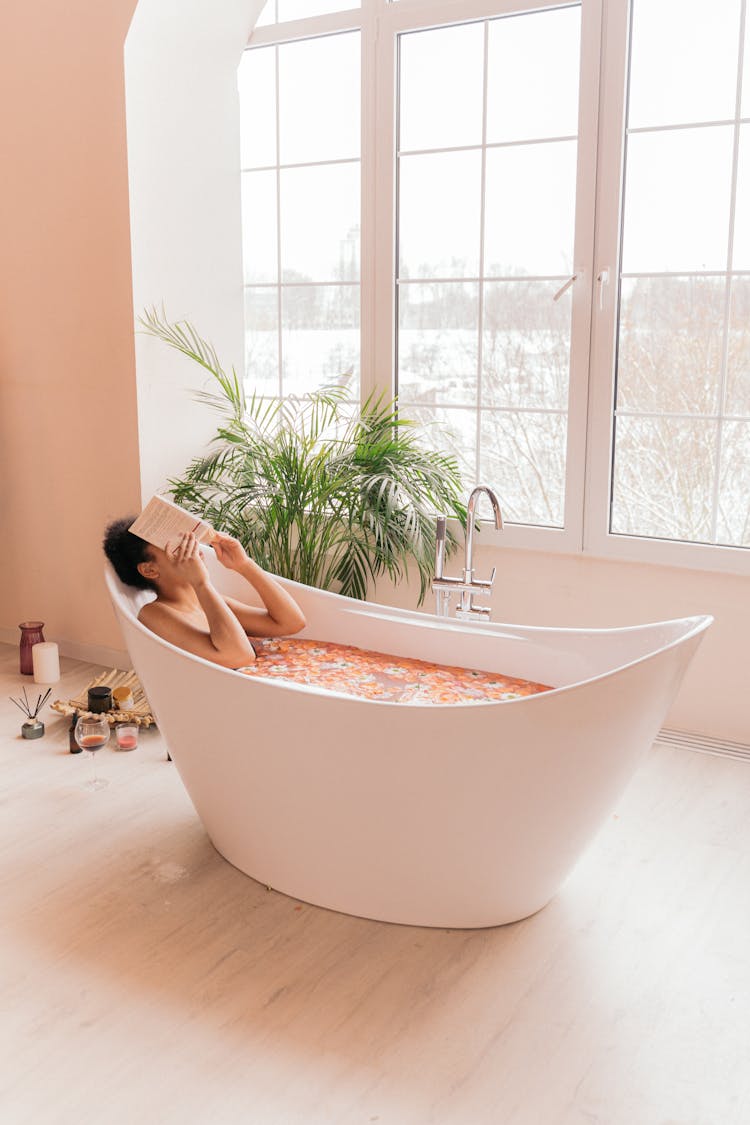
[19,621,45,675]
[112,686,134,711]
[88,686,113,713]
[115,723,139,751]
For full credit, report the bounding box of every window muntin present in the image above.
[610,0,750,549]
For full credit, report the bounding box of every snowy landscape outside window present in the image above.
[611,0,750,549]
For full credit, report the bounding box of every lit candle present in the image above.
[32,642,60,684]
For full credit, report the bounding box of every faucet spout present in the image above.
[431,487,503,622]
[470,486,503,531]
[465,486,503,579]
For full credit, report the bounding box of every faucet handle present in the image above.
[469,567,496,592]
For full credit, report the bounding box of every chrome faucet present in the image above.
[432,486,503,621]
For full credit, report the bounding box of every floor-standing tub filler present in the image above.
[105,553,711,928]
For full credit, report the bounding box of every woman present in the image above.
[103,518,305,668]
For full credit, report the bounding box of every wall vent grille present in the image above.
[656,728,750,764]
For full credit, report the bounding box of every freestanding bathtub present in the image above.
[105,553,711,928]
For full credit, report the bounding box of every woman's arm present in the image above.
[212,533,306,638]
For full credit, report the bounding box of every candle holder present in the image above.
[88,686,113,713]
[19,622,45,675]
[115,723,139,751]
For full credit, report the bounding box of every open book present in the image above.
[128,495,216,552]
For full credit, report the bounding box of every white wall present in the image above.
[125,0,264,501]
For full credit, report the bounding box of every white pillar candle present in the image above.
[32,642,60,684]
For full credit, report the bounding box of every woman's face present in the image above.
[137,544,173,587]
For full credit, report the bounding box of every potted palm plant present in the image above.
[139,308,466,602]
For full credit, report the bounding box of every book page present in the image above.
[128,495,215,552]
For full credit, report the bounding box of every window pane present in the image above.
[611,416,717,542]
[733,125,750,270]
[280,163,359,282]
[726,277,750,417]
[628,0,741,128]
[399,150,481,278]
[621,127,733,273]
[399,405,477,489]
[617,277,725,414]
[483,281,571,410]
[241,170,278,284]
[281,284,359,397]
[486,6,580,143]
[238,48,276,169]
[398,282,478,406]
[244,288,279,394]
[278,34,360,165]
[399,22,484,152]
[718,422,750,546]
[480,411,567,527]
[484,141,577,276]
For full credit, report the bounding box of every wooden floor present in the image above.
[1,643,749,1125]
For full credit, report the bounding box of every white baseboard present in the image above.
[0,628,129,670]
[655,727,750,763]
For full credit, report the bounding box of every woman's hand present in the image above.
[212,532,250,572]
[166,532,210,588]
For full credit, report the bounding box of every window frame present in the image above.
[248,0,750,576]
[586,0,750,576]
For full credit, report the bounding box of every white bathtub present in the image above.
[105,553,711,928]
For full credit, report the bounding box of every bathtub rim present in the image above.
[104,563,713,709]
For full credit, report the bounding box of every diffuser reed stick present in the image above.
[10,686,51,719]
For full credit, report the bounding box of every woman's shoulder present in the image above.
[138,598,172,624]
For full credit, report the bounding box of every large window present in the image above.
[241,0,750,574]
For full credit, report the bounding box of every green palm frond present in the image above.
[141,307,466,601]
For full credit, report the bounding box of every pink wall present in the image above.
[0,0,141,655]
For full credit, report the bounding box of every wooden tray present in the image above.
[51,668,156,727]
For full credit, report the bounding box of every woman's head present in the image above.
[103,517,157,590]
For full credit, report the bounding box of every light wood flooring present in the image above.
[1,643,749,1125]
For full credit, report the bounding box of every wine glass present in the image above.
[75,715,110,790]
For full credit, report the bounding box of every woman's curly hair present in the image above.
[103,517,155,590]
